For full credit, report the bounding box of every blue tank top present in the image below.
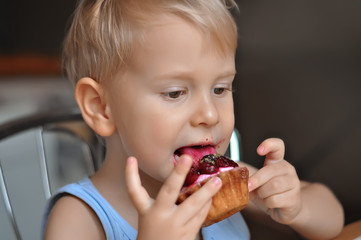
[42,178,250,240]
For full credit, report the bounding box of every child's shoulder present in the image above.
[44,195,105,239]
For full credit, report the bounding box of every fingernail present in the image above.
[127,157,135,164]
[257,145,264,154]
[180,155,191,166]
[248,182,253,191]
[213,177,222,187]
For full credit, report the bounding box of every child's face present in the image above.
[105,15,236,182]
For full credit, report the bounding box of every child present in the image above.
[42,0,344,239]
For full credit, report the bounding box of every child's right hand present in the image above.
[125,155,222,240]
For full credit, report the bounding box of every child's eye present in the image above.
[163,90,186,99]
[213,85,233,95]
[213,88,226,95]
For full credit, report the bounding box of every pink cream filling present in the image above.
[193,166,233,186]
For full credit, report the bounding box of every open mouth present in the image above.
[174,145,217,168]
[174,145,239,188]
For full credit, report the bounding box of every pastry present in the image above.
[176,154,249,227]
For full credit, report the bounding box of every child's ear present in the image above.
[75,77,115,137]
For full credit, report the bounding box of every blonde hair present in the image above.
[63,0,238,84]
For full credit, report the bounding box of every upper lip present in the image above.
[174,143,216,155]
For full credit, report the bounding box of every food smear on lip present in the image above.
[182,153,239,188]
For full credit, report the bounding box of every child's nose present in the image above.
[190,96,219,127]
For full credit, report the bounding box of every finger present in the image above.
[262,187,299,210]
[184,199,212,230]
[248,160,292,192]
[155,155,193,209]
[249,191,269,213]
[125,156,152,213]
[249,188,295,213]
[176,177,222,223]
[257,138,285,164]
[255,174,298,200]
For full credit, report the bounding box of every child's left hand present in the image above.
[248,138,302,225]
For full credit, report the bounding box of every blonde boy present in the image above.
[43,0,344,239]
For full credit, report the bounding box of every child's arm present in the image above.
[44,195,106,239]
[246,138,344,239]
[125,155,222,240]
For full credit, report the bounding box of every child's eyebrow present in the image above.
[155,71,192,80]
[154,69,236,81]
[216,70,237,79]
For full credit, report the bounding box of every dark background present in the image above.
[1,0,360,228]
[233,0,361,226]
[0,0,75,55]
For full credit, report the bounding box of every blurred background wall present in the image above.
[0,0,360,239]
[0,0,75,56]
[233,0,361,225]
[0,1,78,239]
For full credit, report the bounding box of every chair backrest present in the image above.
[0,107,104,240]
[0,108,241,240]
[229,128,242,162]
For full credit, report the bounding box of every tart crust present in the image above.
[177,166,249,227]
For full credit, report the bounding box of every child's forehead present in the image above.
[116,19,235,83]
[136,13,234,55]
[141,14,200,37]
[92,1,237,84]
[109,13,235,83]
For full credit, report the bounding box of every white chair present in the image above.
[0,107,103,240]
